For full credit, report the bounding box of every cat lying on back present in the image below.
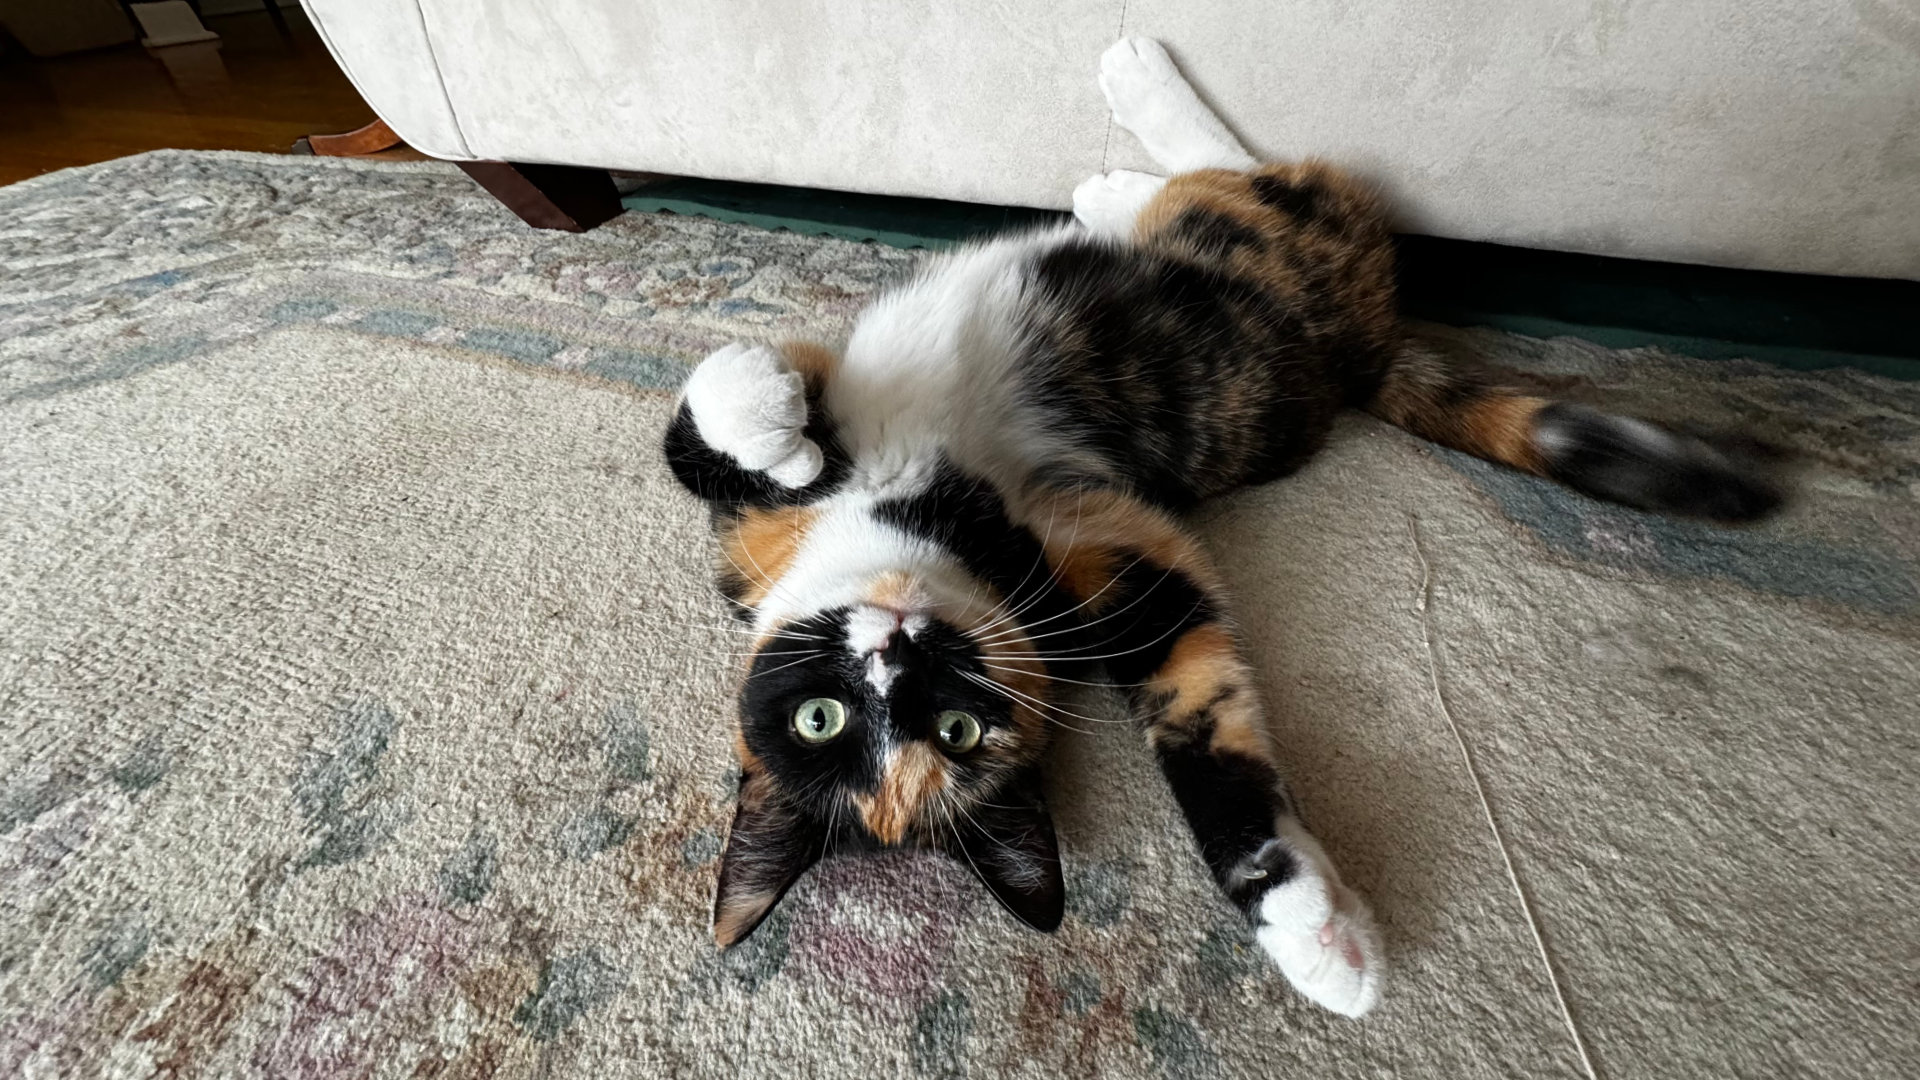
[661,37,1779,1017]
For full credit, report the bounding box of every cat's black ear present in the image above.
[947,768,1064,932]
[713,767,825,947]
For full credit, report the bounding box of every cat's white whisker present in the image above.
[991,597,1209,666]
[960,669,1118,729]
[980,661,1143,689]
[981,561,1181,650]
[742,652,828,680]
[958,669,1093,734]
[967,497,1071,638]
[973,546,1148,645]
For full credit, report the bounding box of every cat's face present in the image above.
[713,563,1066,946]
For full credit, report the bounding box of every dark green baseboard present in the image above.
[1394,236,1919,379]
[622,177,1919,379]
[622,176,1061,249]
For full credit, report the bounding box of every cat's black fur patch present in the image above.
[934,766,1064,931]
[874,462,1091,666]
[873,463,1218,678]
[712,767,829,938]
[1250,174,1326,227]
[1084,562,1217,685]
[1155,733,1294,911]
[738,611,883,800]
[1166,208,1266,256]
[1024,238,1346,508]
[662,392,850,510]
[1534,403,1784,522]
[737,608,1018,807]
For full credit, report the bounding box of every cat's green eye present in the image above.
[793,698,846,744]
[935,710,983,753]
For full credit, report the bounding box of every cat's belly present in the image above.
[830,225,1089,493]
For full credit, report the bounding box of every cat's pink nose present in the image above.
[847,604,912,659]
[872,605,908,640]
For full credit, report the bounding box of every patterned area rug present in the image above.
[2,152,1916,1079]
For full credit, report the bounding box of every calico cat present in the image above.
[661,38,1780,1017]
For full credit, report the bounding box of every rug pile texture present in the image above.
[2,152,1916,1079]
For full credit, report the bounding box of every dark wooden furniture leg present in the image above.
[455,162,624,232]
[293,118,403,157]
[260,0,292,36]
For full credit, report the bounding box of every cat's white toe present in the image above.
[1072,170,1167,237]
[683,343,823,488]
[1254,864,1385,1018]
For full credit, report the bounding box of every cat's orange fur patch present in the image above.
[855,743,948,845]
[1037,489,1221,596]
[713,769,782,947]
[1462,395,1549,474]
[714,892,775,948]
[733,731,763,774]
[1207,708,1272,760]
[1051,544,1122,608]
[863,570,917,611]
[778,339,839,388]
[1146,623,1241,724]
[1136,163,1399,364]
[722,506,817,608]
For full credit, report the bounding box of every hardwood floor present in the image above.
[0,9,420,187]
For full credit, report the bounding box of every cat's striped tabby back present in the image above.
[661,38,1780,1018]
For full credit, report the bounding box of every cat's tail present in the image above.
[1365,339,1784,523]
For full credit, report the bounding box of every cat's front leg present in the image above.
[663,341,845,507]
[1036,492,1383,1017]
[683,343,823,488]
[1138,625,1383,1018]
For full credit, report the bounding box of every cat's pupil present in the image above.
[793,698,845,743]
[936,710,980,751]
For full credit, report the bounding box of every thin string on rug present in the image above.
[1406,512,1602,1080]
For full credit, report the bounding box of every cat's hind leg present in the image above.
[1072,169,1168,237]
[1099,37,1257,173]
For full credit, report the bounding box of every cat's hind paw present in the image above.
[1250,840,1384,1018]
[1072,170,1168,237]
[1098,37,1255,173]
[683,343,823,488]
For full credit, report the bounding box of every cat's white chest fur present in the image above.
[829,226,1082,493]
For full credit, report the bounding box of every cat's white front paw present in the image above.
[1098,37,1255,173]
[683,343,823,488]
[1250,831,1384,1017]
[1072,170,1168,237]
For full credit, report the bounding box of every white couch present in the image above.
[301,0,1920,280]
